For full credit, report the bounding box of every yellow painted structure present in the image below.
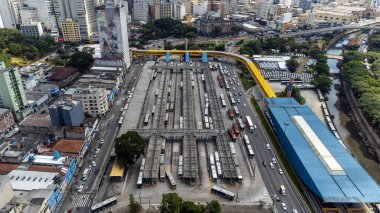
[131,49,276,98]
[110,158,125,178]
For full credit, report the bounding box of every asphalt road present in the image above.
[63,62,146,212]
[86,62,145,191]
[222,62,308,212]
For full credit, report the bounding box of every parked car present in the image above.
[78,185,84,192]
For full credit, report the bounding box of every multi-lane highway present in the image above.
[220,61,308,212]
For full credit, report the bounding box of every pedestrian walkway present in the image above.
[70,194,92,209]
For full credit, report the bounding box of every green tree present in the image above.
[114,131,145,166]
[164,41,175,50]
[180,201,202,213]
[206,200,221,213]
[8,43,23,55]
[129,194,141,213]
[67,51,94,70]
[160,193,183,213]
[82,47,95,55]
[345,44,359,51]
[286,58,299,72]
[185,31,198,40]
[314,61,330,75]
[312,74,333,95]
[211,26,222,38]
[215,44,226,51]
[231,25,243,35]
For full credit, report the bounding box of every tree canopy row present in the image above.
[343,50,380,128]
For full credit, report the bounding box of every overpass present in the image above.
[327,55,343,60]
[131,49,276,98]
[279,25,380,38]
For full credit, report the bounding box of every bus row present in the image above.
[137,158,146,188]
[178,155,183,178]
[159,154,165,182]
[243,135,254,158]
[204,116,214,129]
[211,185,235,201]
[209,152,222,181]
[220,94,226,108]
[228,92,235,105]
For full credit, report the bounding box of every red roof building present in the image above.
[51,139,84,155]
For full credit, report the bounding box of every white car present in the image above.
[281,203,287,210]
[266,144,271,150]
[100,139,104,144]
[278,168,284,175]
[292,209,298,213]
[92,161,96,167]
[243,103,246,107]
[272,158,277,164]
[78,185,84,192]
[95,148,100,154]
[269,162,274,169]
[237,99,240,103]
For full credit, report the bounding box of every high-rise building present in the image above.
[53,0,98,41]
[61,19,81,41]
[257,0,273,20]
[72,87,109,117]
[0,66,28,113]
[48,99,85,127]
[22,0,57,30]
[173,2,186,20]
[0,108,16,139]
[96,0,131,68]
[0,0,18,28]
[132,0,148,22]
[298,0,312,11]
[20,20,43,36]
[19,6,39,24]
[154,2,173,20]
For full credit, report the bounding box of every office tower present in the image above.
[61,18,82,41]
[257,0,272,20]
[0,0,18,28]
[22,0,57,30]
[49,100,85,127]
[132,0,148,22]
[299,0,312,11]
[173,2,186,20]
[0,67,28,113]
[53,0,98,41]
[20,20,43,36]
[96,0,131,68]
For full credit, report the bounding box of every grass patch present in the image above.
[250,97,314,212]
[10,57,29,67]
[239,66,257,90]
[239,73,256,90]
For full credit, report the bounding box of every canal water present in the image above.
[326,33,380,183]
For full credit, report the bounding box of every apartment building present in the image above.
[72,87,109,117]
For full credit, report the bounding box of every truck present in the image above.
[280,185,286,196]
[246,116,254,132]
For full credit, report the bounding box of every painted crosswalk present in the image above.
[70,194,92,208]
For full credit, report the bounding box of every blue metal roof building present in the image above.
[266,98,380,203]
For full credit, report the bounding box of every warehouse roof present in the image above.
[6,170,58,191]
[19,113,52,128]
[266,98,380,203]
